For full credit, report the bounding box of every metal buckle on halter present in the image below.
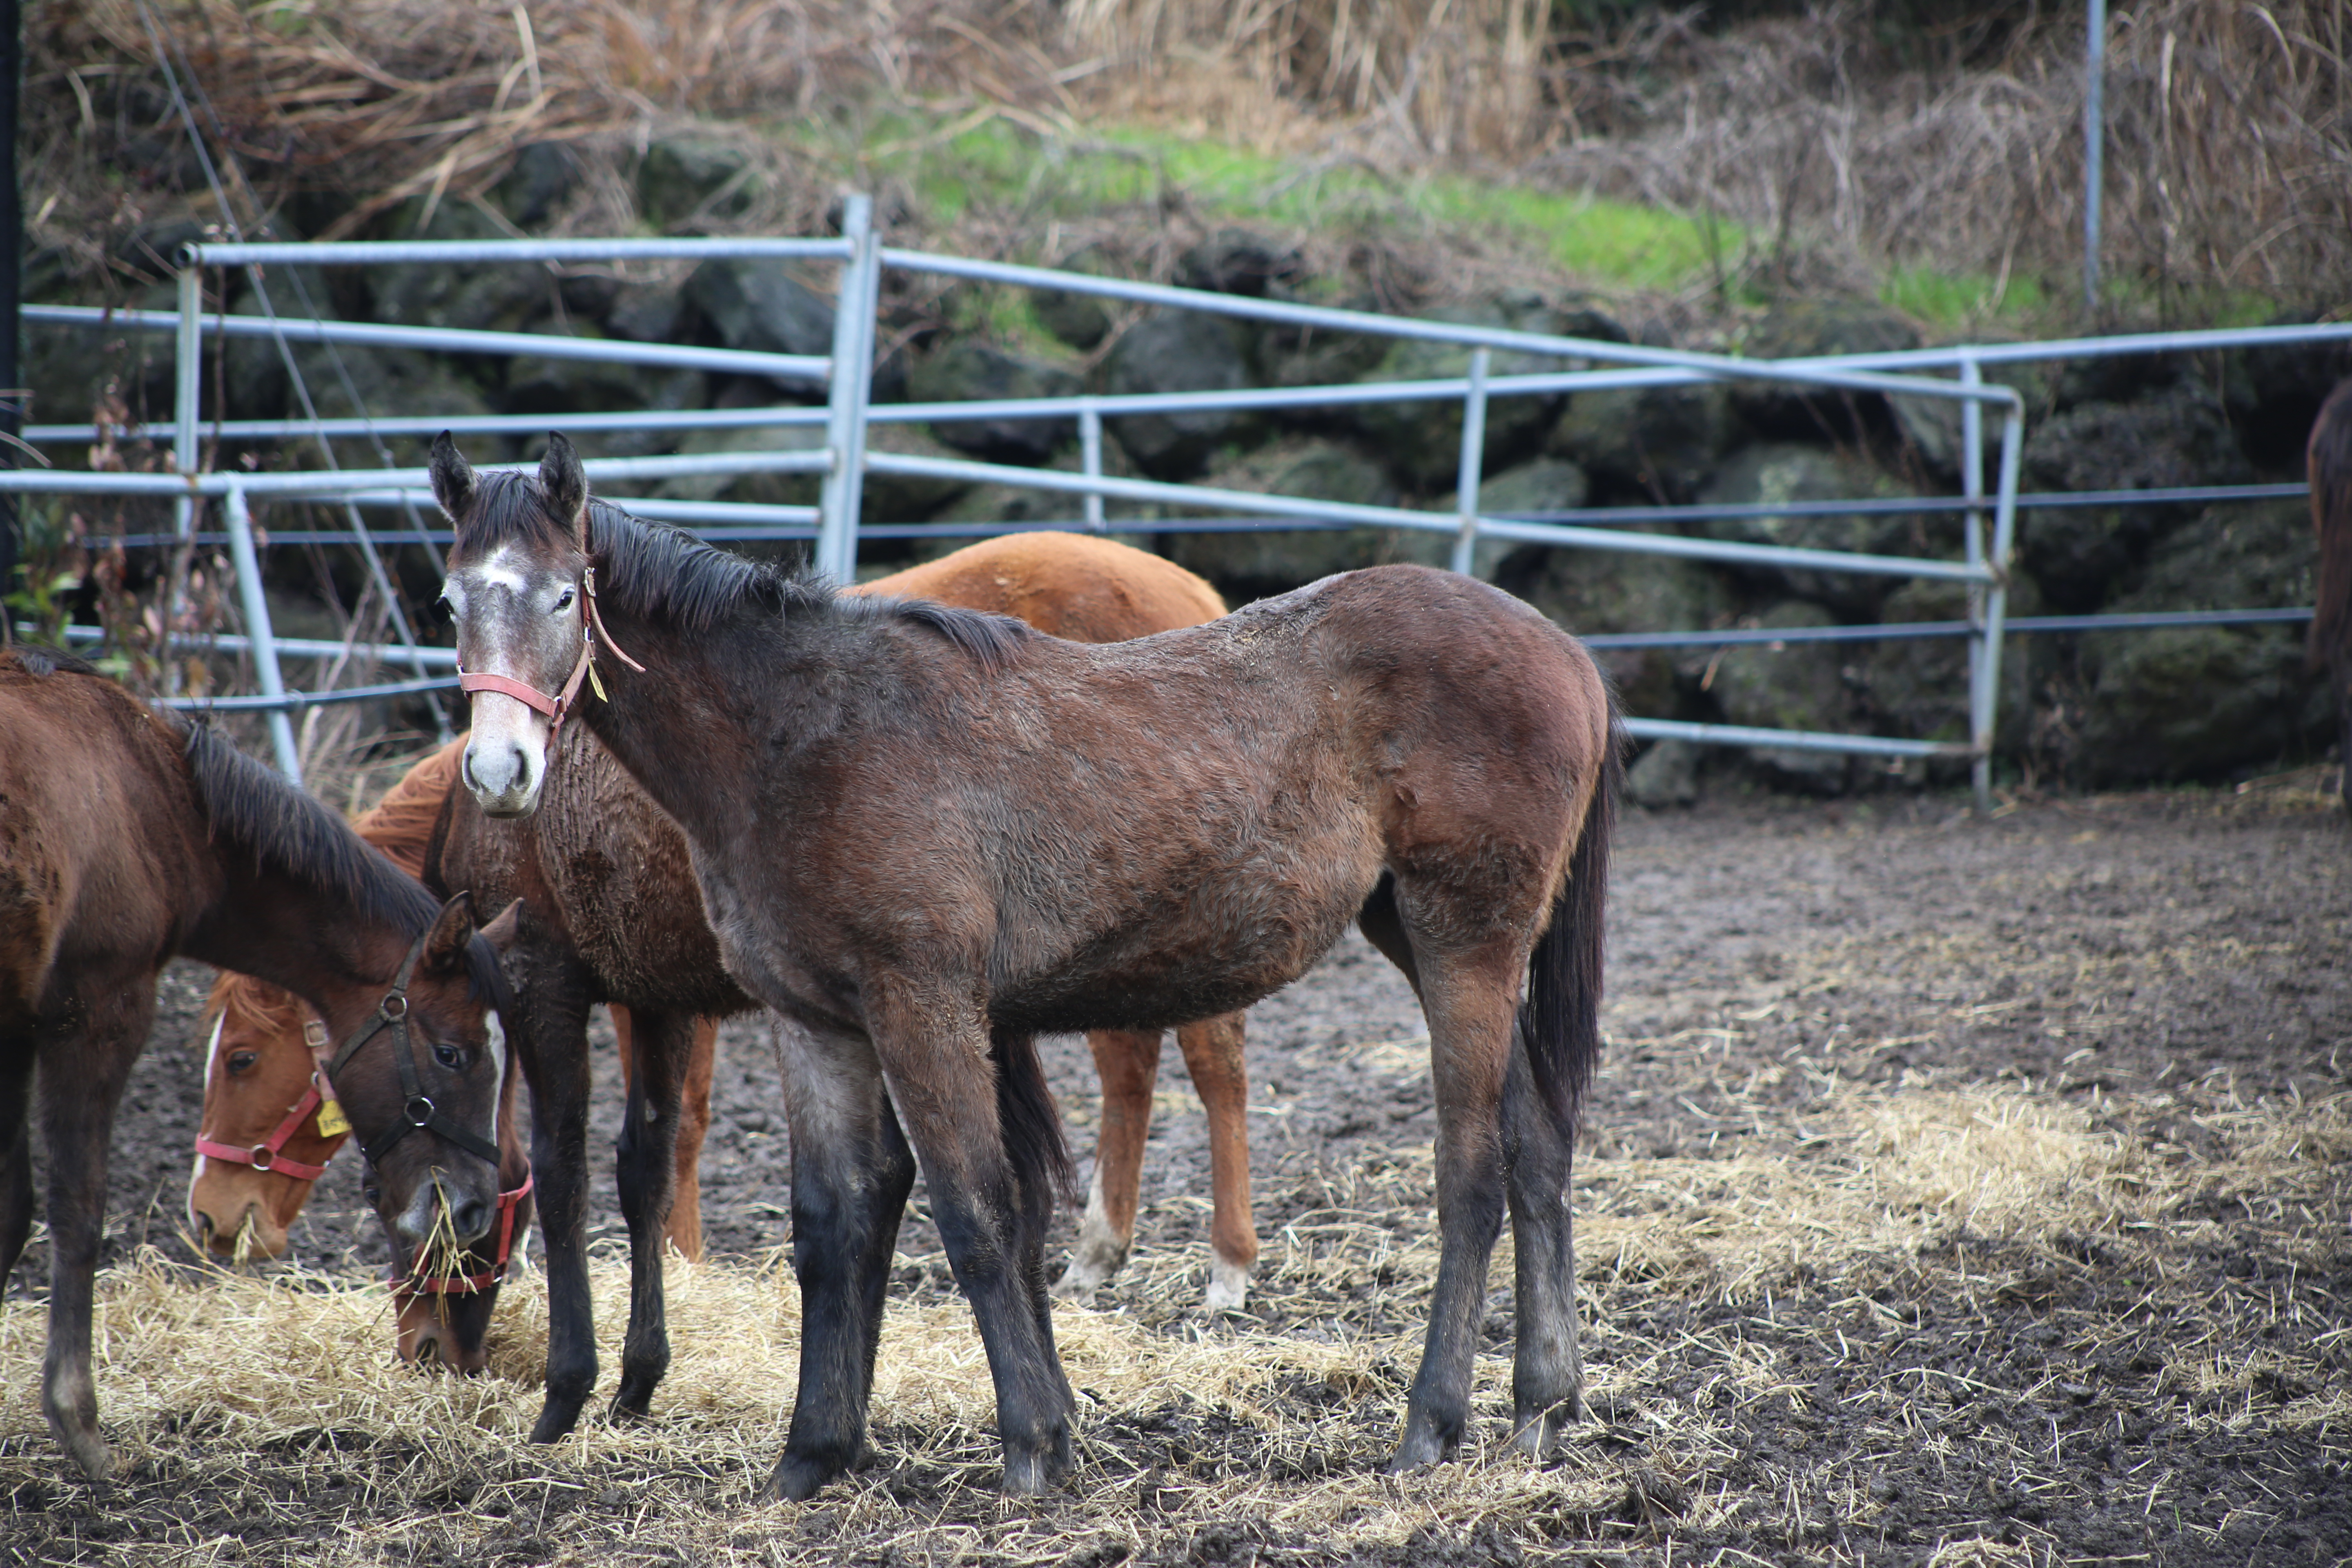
[379,993,410,1024]
[405,1095,437,1128]
[250,1145,275,1170]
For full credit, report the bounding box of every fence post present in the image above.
[1080,402,1106,532]
[222,482,301,781]
[1972,400,2024,813]
[1960,354,1989,808]
[2083,0,2108,312]
[1450,347,1492,578]
[815,195,878,585]
[166,264,204,693]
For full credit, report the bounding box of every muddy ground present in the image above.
[2,782,2349,1566]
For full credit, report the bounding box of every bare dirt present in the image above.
[3,782,2349,1566]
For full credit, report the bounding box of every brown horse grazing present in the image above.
[433,434,1617,1499]
[2307,377,2352,808]
[421,528,1254,1447]
[0,646,516,1480]
[185,739,706,1368]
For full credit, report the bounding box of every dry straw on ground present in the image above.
[4,1073,2341,1564]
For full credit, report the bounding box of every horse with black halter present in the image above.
[0,647,515,1479]
[433,434,1617,1500]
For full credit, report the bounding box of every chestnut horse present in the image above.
[186,738,686,1370]
[2307,377,2352,808]
[418,529,1254,1445]
[0,646,515,1480]
[435,434,1617,1499]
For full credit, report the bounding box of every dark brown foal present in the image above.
[434,434,1615,1501]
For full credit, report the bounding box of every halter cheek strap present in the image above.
[325,923,503,1171]
[192,1024,353,1183]
[455,566,644,737]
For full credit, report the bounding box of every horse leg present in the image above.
[1383,936,1523,1473]
[1174,1013,1256,1310]
[0,1049,36,1285]
[1054,1029,1159,1301]
[764,1016,916,1502]
[508,951,600,1443]
[869,995,1074,1495]
[610,1008,697,1421]
[37,990,151,1483]
[1501,1022,1585,1455]
[667,1018,717,1262]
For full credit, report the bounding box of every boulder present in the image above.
[2074,499,2325,783]
[651,419,825,509]
[604,282,686,345]
[499,341,704,459]
[1731,298,1921,441]
[1626,738,1703,808]
[2018,386,2255,612]
[288,343,495,468]
[2225,323,2352,469]
[1032,247,1117,352]
[1695,443,1944,617]
[637,135,759,230]
[1887,359,2059,481]
[684,259,836,361]
[1176,229,1302,297]
[904,343,1082,466]
[368,200,548,334]
[1548,379,1737,502]
[1348,294,1586,489]
[1162,437,1425,599]
[1445,457,1592,581]
[1101,311,1258,479]
[493,142,581,229]
[1861,577,2042,757]
[1506,529,1730,719]
[1703,600,1860,794]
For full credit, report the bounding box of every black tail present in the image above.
[2308,378,2352,676]
[1519,710,1622,1129]
[990,1027,1078,1207]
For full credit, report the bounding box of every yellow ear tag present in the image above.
[315,1099,353,1138]
[586,653,609,704]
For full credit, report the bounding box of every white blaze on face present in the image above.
[187,1012,228,1224]
[448,544,569,815]
[483,1012,506,1145]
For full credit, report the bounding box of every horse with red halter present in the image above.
[419,528,1256,1445]
[2307,377,2352,808]
[433,434,1618,1499]
[0,646,515,1479]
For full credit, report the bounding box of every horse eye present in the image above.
[432,595,454,625]
[553,588,575,613]
[227,1050,258,1076]
[432,1041,468,1071]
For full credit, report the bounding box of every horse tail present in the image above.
[1518,705,1623,1131]
[990,1026,1078,1207]
[2307,378,2352,676]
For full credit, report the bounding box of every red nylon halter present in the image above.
[456,565,644,735]
[193,1019,344,1183]
[395,1171,535,1296]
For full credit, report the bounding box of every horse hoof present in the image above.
[1380,1427,1454,1475]
[1203,1258,1250,1312]
[761,1452,840,1503]
[530,1399,587,1445]
[606,1393,654,1426]
[999,1448,1065,1495]
[61,1430,114,1485]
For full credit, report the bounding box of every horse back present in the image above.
[0,653,211,1022]
[864,532,1226,641]
[2310,379,2352,673]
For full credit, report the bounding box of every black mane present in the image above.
[4,645,100,677]
[583,498,1035,673]
[178,720,508,1006]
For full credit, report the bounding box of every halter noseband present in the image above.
[394,1170,535,1297]
[324,921,504,1172]
[456,564,644,735]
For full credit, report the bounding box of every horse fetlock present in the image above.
[1205,1255,1252,1312]
[1508,1394,1582,1457]
[999,1427,1072,1495]
[1384,1406,1466,1473]
[1052,1225,1127,1300]
[43,1373,111,1482]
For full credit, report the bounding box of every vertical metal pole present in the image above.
[2084,0,2107,312]
[1972,399,2024,815]
[165,264,203,692]
[1960,354,1989,808]
[223,483,301,782]
[815,195,877,586]
[1451,347,1491,577]
[0,0,20,638]
[1079,403,1105,532]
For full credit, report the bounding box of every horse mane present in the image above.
[2309,378,2352,673]
[197,737,469,1043]
[3,645,99,678]
[176,720,507,1006]
[581,497,1035,672]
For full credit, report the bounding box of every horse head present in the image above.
[432,432,594,819]
[186,973,346,1260]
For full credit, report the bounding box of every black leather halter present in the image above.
[325,922,502,1170]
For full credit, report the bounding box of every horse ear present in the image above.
[420,889,479,975]
[539,432,588,543]
[428,432,476,523]
[478,898,524,956]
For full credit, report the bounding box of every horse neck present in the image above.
[183,859,424,1042]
